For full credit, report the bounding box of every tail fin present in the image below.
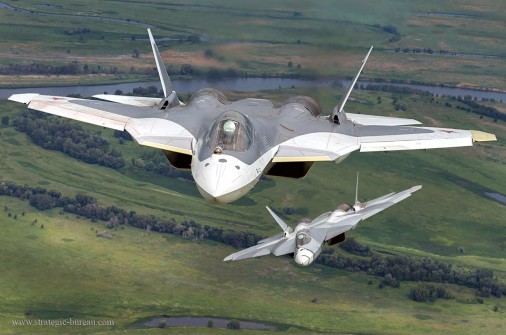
[266,206,293,235]
[353,172,364,211]
[354,172,359,205]
[331,46,373,124]
[147,28,182,109]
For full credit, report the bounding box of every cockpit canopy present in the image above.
[296,230,312,248]
[207,111,253,152]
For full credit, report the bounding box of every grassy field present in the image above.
[0,1,505,333]
[0,85,505,333]
[0,0,505,88]
[1,197,505,335]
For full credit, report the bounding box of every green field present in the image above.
[0,0,506,333]
[1,84,505,334]
[0,0,505,88]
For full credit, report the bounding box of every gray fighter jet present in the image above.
[8,30,495,203]
[225,180,421,266]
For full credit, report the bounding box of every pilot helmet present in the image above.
[223,120,236,134]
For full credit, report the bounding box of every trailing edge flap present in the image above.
[93,94,162,107]
[346,113,421,126]
[272,146,337,162]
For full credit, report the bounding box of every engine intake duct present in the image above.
[282,96,322,117]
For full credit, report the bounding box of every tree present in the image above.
[29,194,55,211]
[226,319,240,329]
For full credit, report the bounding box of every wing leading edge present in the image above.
[273,124,496,163]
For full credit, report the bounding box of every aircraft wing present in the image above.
[224,234,295,261]
[311,185,422,242]
[8,93,196,155]
[272,44,495,163]
[272,123,496,163]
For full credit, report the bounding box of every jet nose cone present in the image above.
[295,249,314,266]
[296,255,310,266]
[196,185,231,204]
[193,155,246,204]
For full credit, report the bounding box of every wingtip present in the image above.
[8,93,40,104]
[471,130,497,142]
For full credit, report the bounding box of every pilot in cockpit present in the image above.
[208,112,253,153]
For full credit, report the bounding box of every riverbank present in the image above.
[1,76,505,104]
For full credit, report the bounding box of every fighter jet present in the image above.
[8,29,495,203]
[224,179,422,266]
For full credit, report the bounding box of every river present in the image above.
[1,78,505,103]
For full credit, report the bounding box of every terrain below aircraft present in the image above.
[9,29,496,203]
[225,181,422,266]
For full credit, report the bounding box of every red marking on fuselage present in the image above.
[441,130,455,134]
[51,97,66,100]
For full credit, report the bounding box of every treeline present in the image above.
[361,84,433,96]
[14,111,125,169]
[318,240,505,298]
[362,84,503,121]
[0,181,262,250]
[0,62,122,76]
[454,98,505,122]
[0,62,241,80]
[14,109,191,180]
[408,284,454,302]
[2,179,505,299]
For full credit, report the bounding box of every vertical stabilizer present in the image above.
[355,172,359,205]
[147,29,182,109]
[331,46,373,123]
[353,172,364,211]
[266,206,293,235]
